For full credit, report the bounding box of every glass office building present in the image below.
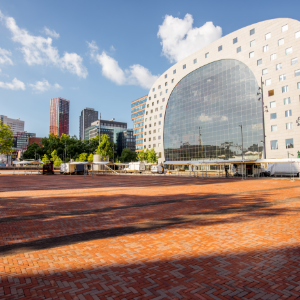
[164,59,264,161]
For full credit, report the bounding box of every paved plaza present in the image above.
[0,175,300,299]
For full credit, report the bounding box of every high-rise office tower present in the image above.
[79,108,98,140]
[50,97,70,137]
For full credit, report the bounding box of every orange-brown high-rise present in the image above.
[50,97,70,137]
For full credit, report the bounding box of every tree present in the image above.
[0,120,14,158]
[96,134,113,158]
[78,153,88,162]
[120,148,136,163]
[22,142,43,160]
[147,149,157,163]
[41,154,50,164]
[51,150,63,167]
[137,150,146,161]
[88,153,93,162]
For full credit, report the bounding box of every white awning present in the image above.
[69,161,92,165]
[13,160,43,165]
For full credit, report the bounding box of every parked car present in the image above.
[151,164,164,174]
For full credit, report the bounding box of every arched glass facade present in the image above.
[164,59,264,161]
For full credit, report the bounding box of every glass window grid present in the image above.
[164,59,263,161]
[218,45,223,51]
[237,46,241,53]
[295,70,300,77]
[131,98,147,108]
[183,64,186,69]
[233,37,238,44]
[284,97,291,105]
[257,59,262,65]
[250,28,255,35]
[286,122,293,129]
[276,63,282,70]
[296,31,300,39]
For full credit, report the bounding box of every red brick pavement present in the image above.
[0,175,300,299]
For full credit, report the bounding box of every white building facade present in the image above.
[144,18,300,163]
[0,115,24,134]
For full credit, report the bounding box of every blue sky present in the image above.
[0,0,299,137]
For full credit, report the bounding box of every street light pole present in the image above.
[239,124,244,179]
[239,125,244,161]
[259,77,266,159]
[99,113,101,146]
[64,140,67,163]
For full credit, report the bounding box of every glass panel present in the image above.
[286,138,293,148]
[291,58,298,65]
[271,140,278,150]
[164,59,263,161]
[250,28,255,35]
[282,24,288,32]
[271,125,277,131]
[270,113,277,119]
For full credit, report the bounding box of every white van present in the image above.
[124,162,145,173]
[151,164,164,174]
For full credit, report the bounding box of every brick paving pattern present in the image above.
[0,175,300,299]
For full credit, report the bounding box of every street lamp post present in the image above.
[239,124,244,179]
[258,77,266,159]
[99,113,101,146]
[239,125,244,161]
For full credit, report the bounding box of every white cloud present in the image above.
[0,78,25,90]
[95,51,126,85]
[29,79,62,93]
[110,45,116,51]
[157,14,222,63]
[88,41,158,89]
[43,27,59,39]
[0,10,87,78]
[199,113,212,122]
[0,48,13,65]
[127,64,159,89]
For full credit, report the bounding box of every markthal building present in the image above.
[143,19,300,163]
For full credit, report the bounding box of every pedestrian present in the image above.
[225,166,228,178]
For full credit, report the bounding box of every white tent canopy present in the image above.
[13,160,43,165]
